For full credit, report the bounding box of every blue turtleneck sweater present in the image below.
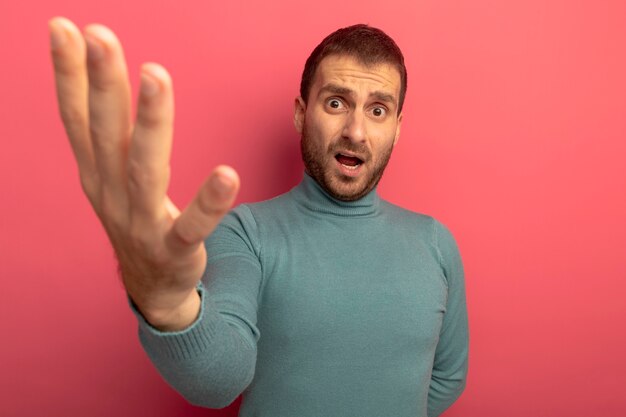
[134,173,468,417]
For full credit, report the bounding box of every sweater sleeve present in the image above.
[427,220,469,417]
[131,205,263,409]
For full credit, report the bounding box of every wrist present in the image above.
[133,288,202,331]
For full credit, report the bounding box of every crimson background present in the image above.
[1,1,625,416]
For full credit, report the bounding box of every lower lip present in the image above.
[335,158,363,177]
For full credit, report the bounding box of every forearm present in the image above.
[427,365,468,417]
[131,286,201,331]
[134,284,258,408]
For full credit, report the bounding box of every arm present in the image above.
[49,17,254,407]
[134,206,263,408]
[428,220,469,417]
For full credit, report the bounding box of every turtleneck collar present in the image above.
[290,172,381,217]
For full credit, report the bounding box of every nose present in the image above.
[342,109,366,143]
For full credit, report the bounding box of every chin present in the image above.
[325,175,372,202]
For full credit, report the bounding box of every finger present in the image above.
[49,17,97,194]
[83,24,132,203]
[127,63,174,221]
[167,166,240,251]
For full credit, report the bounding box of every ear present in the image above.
[393,113,403,146]
[294,96,306,134]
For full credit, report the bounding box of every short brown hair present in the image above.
[300,24,408,113]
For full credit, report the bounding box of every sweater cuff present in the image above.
[128,283,222,361]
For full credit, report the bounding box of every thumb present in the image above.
[167,165,240,251]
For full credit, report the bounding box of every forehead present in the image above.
[312,54,401,97]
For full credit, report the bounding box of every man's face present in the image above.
[294,54,403,201]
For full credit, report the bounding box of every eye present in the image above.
[371,106,387,118]
[326,98,345,110]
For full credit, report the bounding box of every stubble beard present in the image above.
[300,121,394,202]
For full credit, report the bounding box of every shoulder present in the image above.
[219,188,294,230]
[206,190,296,252]
[379,200,462,271]
[379,200,446,241]
[380,200,437,226]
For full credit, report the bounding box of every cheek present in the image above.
[308,109,343,140]
[308,120,336,148]
[371,129,398,157]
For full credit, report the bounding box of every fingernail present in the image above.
[50,23,67,50]
[85,35,105,62]
[212,173,234,198]
[140,72,160,97]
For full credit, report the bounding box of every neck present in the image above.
[291,172,381,217]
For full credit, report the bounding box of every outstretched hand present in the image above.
[49,17,240,331]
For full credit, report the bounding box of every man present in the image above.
[49,18,468,417]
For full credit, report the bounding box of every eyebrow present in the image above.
[319,83,397,106]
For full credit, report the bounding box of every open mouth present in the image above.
[335,153,363,170]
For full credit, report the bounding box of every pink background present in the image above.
[1,0,625,416]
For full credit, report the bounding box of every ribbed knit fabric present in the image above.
[134,173,469,417]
